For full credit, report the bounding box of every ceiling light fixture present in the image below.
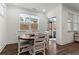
[14,3,18,5]
[42,9,46,13]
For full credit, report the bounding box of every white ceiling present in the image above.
[7,3,59,13]
[7,3,79,13]
[63,3,79,12]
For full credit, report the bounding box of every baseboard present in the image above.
[0,44,6,53]
[7,43,18,46]
[7,41,18,45]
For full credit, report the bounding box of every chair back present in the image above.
[35,33,46,42]
[33,33,46,51]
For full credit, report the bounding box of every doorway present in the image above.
[48,16,56,40]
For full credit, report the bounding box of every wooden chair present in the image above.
[30,33,46,55]
[44,31,49,50]
[17,31,32,55]
[18,39,32,55]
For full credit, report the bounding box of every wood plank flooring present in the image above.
[0,40,79,55]
[57,41,79,55]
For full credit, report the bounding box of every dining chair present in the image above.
[44,31,49,50]
[17,31,32,55]
[18,39,32,55]
[30,33,46,55]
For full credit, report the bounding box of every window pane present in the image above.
[77,15,79,23]
[73,15,78,23]
[31,21,38,32]
[68,13,73,21]
[68,23,72,31]
[53,18,56,21]
[73,24,78,31]
[68,19,72,22]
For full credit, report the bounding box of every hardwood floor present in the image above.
[57,41,79,55]
[0,40,79,55]
[0,44,18,55]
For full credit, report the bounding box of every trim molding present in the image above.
[0,45,6,53]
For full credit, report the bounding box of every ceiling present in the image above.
[7,3,59,13]
[63,3,79,12]
[7,3,79,13]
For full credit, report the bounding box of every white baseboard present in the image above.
[0,44,6,53]
[6,40,18,45]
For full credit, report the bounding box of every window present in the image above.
[30,15,39,32]
[73,15,78,31]
[67,13,73,31]
[68,12,79,32]
[19,14,39,32]
[73,24,78,31]
[19,14,30,31]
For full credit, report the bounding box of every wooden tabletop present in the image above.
[18,33,47,40]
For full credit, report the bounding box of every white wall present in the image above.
[0,16,7,52]
[37,13,48,32]
[62,6,74,45]
[0,4,7,52]
[47,4,79,45]
[61,5,79,45]
[47,4,63,45]
[6,5,48,44]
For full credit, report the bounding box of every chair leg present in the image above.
[18,47,20,55]
[29,48,33,55]
[33,51,36,55]
[33,53,35,55]
[43,49,45,55]
[18,40,20,55]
